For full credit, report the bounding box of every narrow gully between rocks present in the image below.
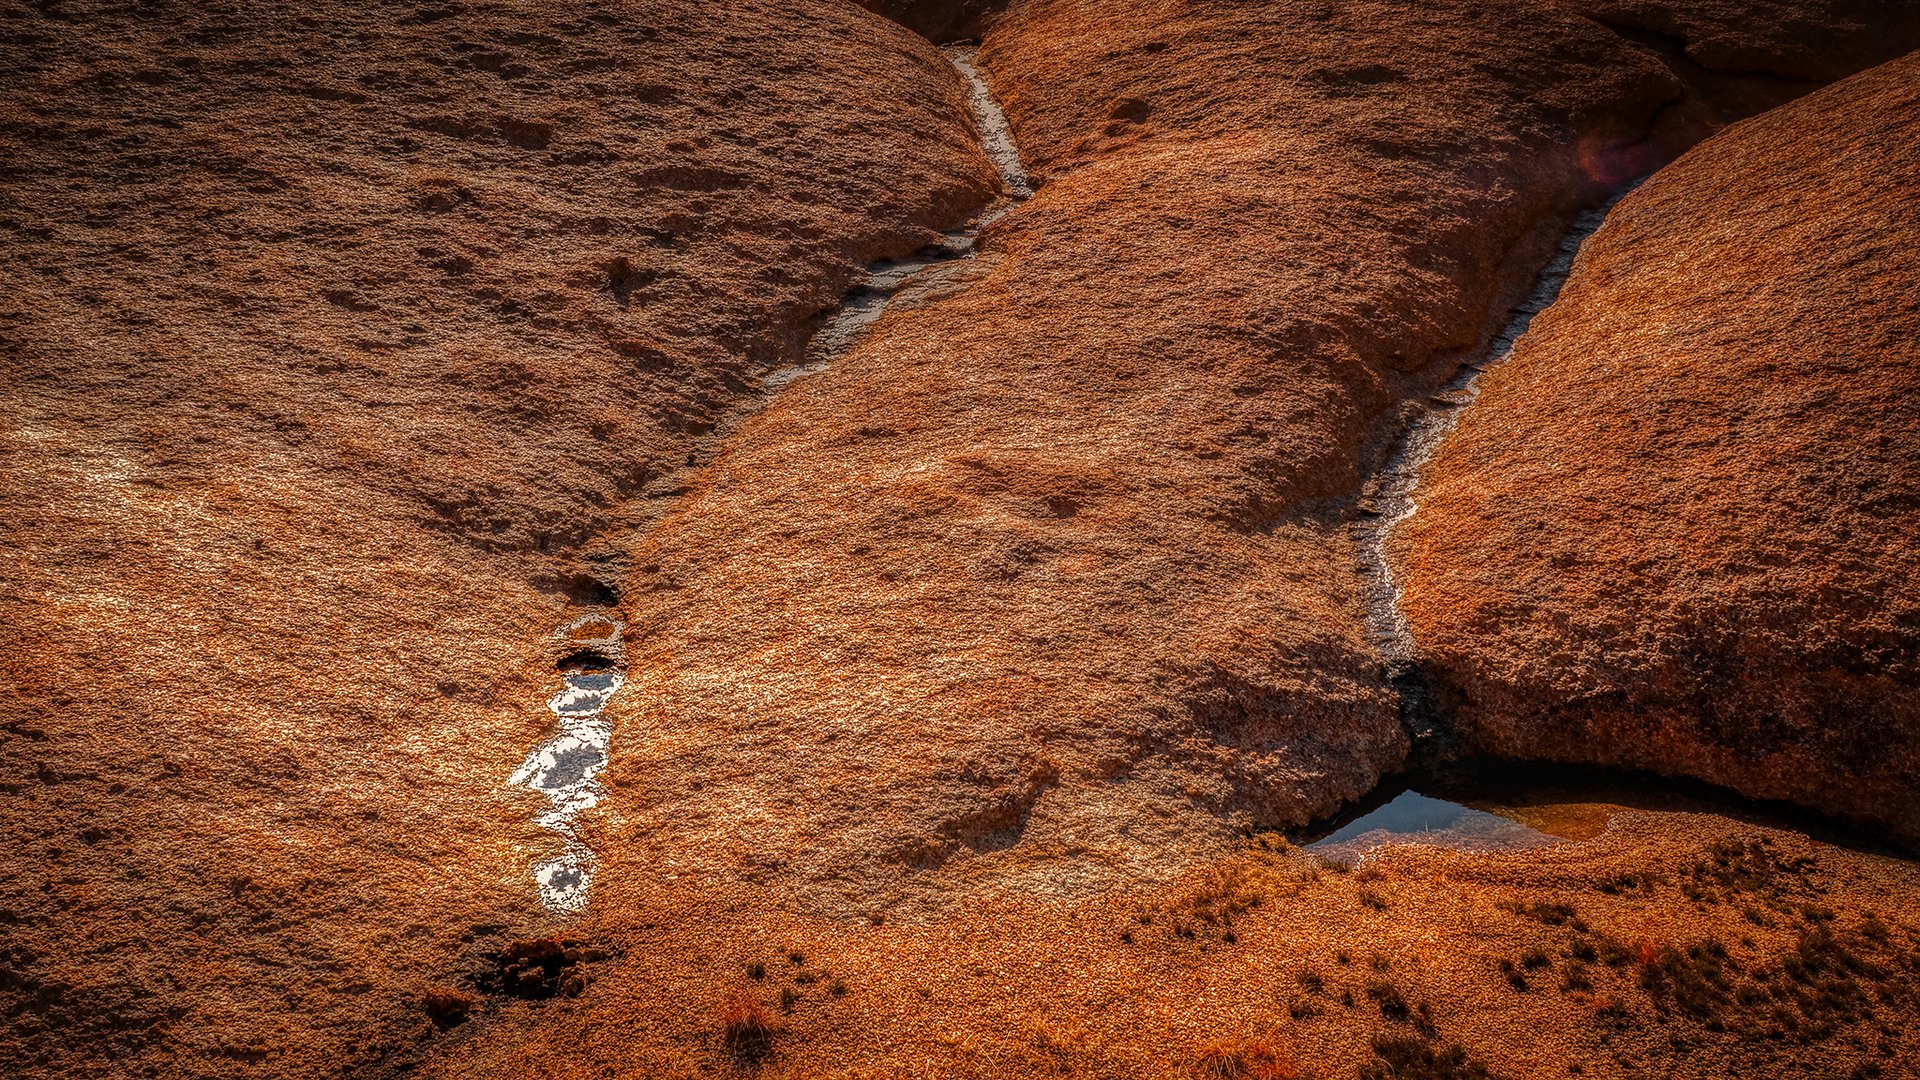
[505,44,1031,914]
[1350,187,1635,756]
[1309,184,1912,868]
[765,45,1031,392]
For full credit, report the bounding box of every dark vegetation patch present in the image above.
[479,936,611,1000]
[1500,900,1585,930]
[1680,839,1814,906]
[1362,1033,1501,1080]
[1487,842,1920,1058]
[1141,860,1272,945]
[719,991,775,1063]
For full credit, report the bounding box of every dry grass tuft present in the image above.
[720,991,776,1063]
[1187,863,1267,926]
[1194,1034,1298,1079]
[1361,1034,1499,1080]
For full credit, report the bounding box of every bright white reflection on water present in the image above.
[1306,789,1561,866]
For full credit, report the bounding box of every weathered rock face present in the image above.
[1558,0,1920,81]
[581,0,1920,925]
[1397,53,1920,837]
[0,1,989,1074]
[7,0,1920,1076]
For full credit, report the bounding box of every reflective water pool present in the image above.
[1299,763,1901,867]
[1305,789,1564,865]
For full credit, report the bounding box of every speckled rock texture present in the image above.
[0,1,988,1075]
[580,0,1920,930]
[6,0,1920,1076]
[1398,52,1920,839]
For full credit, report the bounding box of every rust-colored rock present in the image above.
[0,1,988,1074]
[583,0,1919,924]
[5,0,1920,1076]
[1397,53,1920,837]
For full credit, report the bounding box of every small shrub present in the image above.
[1597,938,1633,967]
[1360,1034,1497,1080]
[720,992,775,1062]
[1592,995,1632,1027]
[1186,863,1267,927]
[1496,959,1529,992]
[745,961,766,980]
[1598,872,1658,896]
[1681,839,1812,905]
[1520,948,1552,971]
[828,978,848,996]
[1561,960,1593,993]
[1366,979,1411,1022]
[1638,940,1734,1020]
[1194,1034,1298,1080]
[1297,970,1324,994]
[1359,887,1388,911]
[1502,901,1577,926]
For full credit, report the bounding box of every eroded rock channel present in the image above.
[509,616,628,911]
[768,45,1031,392]
[1351,192,1631,756]
[507,43,1030,914]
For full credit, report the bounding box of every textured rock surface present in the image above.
[580,0,1920,926]
[5,0,1919,1076]
[0,1,989,1074]
[1551,0,1920,148]
[1397,53,1920,838]
[431,795,1920,1079]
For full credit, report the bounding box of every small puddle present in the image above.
[509,615,627,911]
[1305,789,1564,866]
[1298,762,1900,867]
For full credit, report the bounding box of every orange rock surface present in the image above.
[0,2,988,1074]
[585,0,1916,923]
[4,0,1918,1076]
[1398,53,1920,839]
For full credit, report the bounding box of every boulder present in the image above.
[1398,52,1920,838]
